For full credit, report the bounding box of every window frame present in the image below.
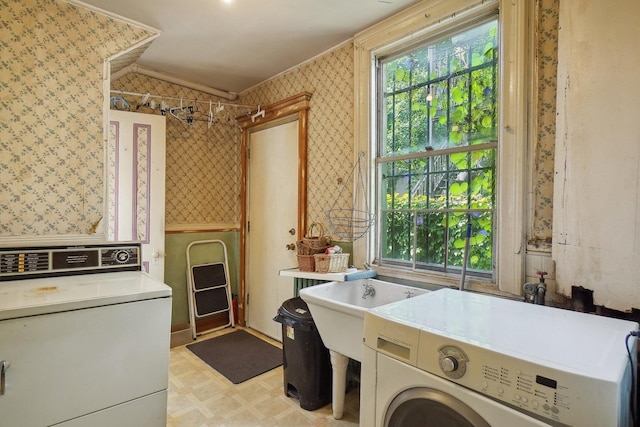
[353,0,531,295]
[376,16,499,278]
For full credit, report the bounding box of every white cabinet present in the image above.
[0,293,171,426]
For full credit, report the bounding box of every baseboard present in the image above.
[170,314,235,347]
[170,327,193,348]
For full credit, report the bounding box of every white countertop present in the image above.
[0,271,172,320]
[279,268,375,282]
[369,288,639,377]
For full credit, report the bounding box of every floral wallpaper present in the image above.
[240,43,356,226]
[106,121,118,240]
[110,41,151,75]
[1,0,558,244]
[112,43,355,230]
[0,0,155,236]
[134,124,151,242]
[240,0,560,244]
[531,0,559,245]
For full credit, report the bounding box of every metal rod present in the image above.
[109,89,257,110]
[459,217,472,291]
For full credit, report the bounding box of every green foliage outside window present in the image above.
[377,18,498,275]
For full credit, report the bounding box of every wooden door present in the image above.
[237,93,311,330]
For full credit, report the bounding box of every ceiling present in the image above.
[77,0,420,95]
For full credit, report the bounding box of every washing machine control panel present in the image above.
[437,345,468,379]
[418,329,618,427]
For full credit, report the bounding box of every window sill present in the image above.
[371,264,519,299]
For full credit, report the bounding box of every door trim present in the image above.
[236,92,312,326]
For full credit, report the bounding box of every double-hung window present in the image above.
[377,19,498,279]
[355,1,529,292]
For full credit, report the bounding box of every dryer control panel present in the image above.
[0,243,141,280]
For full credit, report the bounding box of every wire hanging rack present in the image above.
[325,151,375,242]
[108,89,259,128]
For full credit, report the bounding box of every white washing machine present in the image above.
[361,288,638,427]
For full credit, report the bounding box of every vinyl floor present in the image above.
[166,327,361,426]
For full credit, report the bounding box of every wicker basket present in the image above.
[313,253,350,273]
[300,222,331,253]
[297,254,315,272]
[297,240,330,255]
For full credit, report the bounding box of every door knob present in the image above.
[289,228,296,235]
[286,243,296,251]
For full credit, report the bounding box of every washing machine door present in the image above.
[385,388,490,427]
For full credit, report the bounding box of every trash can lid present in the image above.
[278,297,313,323]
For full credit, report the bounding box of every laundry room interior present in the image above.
[2,0,640,426]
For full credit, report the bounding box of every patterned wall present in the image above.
[111,73,248,226]
[241,0,559,244]
[531,0,559,245]
[1,0,558,241]
[113,43,355,231]
[0,0,155,236]
[240,43,356,227]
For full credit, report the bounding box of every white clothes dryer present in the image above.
[0,242,172,427]
[361,288,638,427]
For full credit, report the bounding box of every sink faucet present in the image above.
[362,283,376,299]
[404,289,416,299]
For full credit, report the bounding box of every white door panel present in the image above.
[247,120,298,340]
[108,111,166,281]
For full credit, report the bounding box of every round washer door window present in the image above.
[385,388,491,427]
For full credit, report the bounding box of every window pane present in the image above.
[381,19,498,157]
[447,211,495,271]
[469,211,493,271]
[382,160,412,209]
[380,210,414,262]
[447,212,468,268]
[415,211,446,266]
[381,161,410,210]
[469,149,495,210]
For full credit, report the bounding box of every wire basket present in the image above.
[313,253,350,273]
[325,152,375,242]
[326,208,375,242]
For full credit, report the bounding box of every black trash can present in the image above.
[273,297,332,411]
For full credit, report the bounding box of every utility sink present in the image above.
[299,278,428,361]
[299,278,428,419]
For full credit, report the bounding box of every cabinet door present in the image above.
[0,298,171,426]
[108,110,167,282]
